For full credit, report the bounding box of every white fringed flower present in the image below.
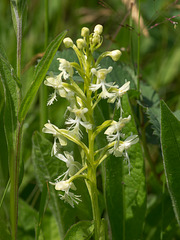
[54,180,72,191]
[90,67,116,99]
[51,179,81,208]
[55,151,81,177]
[113,135,139,157]
[105,115,131,143]
[57,58,74,80]
[59,191,81,208]
[42,121,67,155]
[110,135,139,174]
[66,107,92,137]
[44,72,67,105]
[108,81,130,109]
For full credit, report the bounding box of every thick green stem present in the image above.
[87,167,101,240]
[86,129,102,239]
[10,122,22,240]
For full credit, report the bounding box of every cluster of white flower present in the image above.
[43,24,138,207]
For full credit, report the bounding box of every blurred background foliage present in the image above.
[0,0,180,239]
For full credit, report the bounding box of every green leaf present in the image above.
[18,30,67,122]
[41,212,60,240]
[18,198,38,231]
[141,82,161,140]
[0,218,11,240]
[10,0,19,36]
[0,44,19,116]
[17,0,27,15]
[105,94,146,240]
[157,47,180,87]
[32,132,76,239]
[0,45,18,157]
[10,0,27,35]
[36,183,47,240]
[0,84,8,184]
[161,100,180,225]
[64,221,94,240]
[143,192,179,240]
[105,154,124,240]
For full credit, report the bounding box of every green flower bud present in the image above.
[81,27,90,37]
[94,24,103,34]
[109,50,122,61]
[76,38,86,49]
[91,34,101,46]
[63,37,73,48]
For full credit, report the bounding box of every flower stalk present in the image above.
[43,24,138,239]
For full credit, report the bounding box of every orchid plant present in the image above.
[42,24,138,239]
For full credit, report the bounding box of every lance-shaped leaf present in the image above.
[105,94,146,240]
[0,44,18,169]
[0,44,20,240]
[18,30,67,122]
[0,44,19,116]
[64,221,94,240]
[161,100,180,225]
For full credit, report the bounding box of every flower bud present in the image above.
[55,180,71,191]
[94,24,103,34]
[109,50,122,61]
[76,38,86,49]
[91,34,101,46]
[63,37,73,48]
[81,27,90,37]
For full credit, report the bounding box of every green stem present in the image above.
[87,167,101,240]
[87,129,102,240]
[10,122,23,240]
